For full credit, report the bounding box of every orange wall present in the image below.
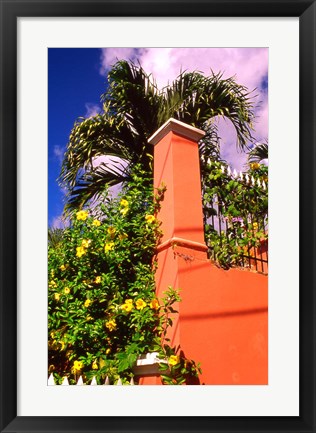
[147,119,268,385]
[155,245,268,385]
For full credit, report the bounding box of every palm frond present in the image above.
[104,60,164,137]
[59,60,257,214]
[248,141,268,163]
[48,227,66,248]
[59,113,139,190]
[164,70,256,150]
[63,161,129,214]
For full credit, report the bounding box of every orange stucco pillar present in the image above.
[149,118,206,249]
[148,118,207,349]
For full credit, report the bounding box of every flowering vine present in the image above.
[48,165,201,385]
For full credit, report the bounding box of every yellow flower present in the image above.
[86,316,93,321]
[107,226,116,237]
[81,239,91,248]
[54,293,60,301]
[250,162,260,170]
[104,242,114,253]
[92,219,101,227]
[119,233,128,241]
[121,302,133,312]
[150,299,160,310]
[60,264,66,271]
[135,299,147,310]
[168,355,180,366]
[73,360,83,372]
[252,222,258,230]
[76,210,89,221]
[76,246,86,258]
[92,360,98,370]
[95,276,101,284]
[120,199,128,207]
[106,348,111,355]
[105,319,117,331]
[145,214,156,224]
[64,287,70,295]
[49,280,57,288]
[120,207,129,216]
[84,299,92,308]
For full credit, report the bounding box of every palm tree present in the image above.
[247,141,268,164]
[59,60,256,213]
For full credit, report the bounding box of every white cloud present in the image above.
[99,48,141,75]
[92,154,124,168]
[92,155,126,198]
[85,103,101,118]
[50,214,69,229]
[53,145,64,164]
[138,48,268,168]
[143,48,267,92]
[99,48,268,168]
[253,100,268,142]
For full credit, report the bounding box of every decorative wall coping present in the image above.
[157,236,208,253]
[133,352,169,377]
[148,118,205,146]
[135,352,161,366]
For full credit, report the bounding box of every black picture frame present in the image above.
[0,1,315,432]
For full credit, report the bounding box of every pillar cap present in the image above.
[148,118,205,146]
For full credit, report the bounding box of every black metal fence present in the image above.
[203,163,268,273]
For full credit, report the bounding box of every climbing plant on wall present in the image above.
[203,161,268,269]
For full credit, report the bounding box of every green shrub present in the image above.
[48,165,200,384]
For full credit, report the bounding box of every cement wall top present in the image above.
[148,118,205,145]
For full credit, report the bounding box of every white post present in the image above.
[90,377,97,386]
[61,376,69,386]
[77,376,84,385]
[48,374,55,385]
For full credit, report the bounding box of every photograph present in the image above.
[48,47,269,386]
[1,2,315,431]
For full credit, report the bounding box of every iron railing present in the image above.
[203,164,268,273]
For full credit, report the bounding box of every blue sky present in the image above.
[48,48,107,226]
[48,48,268,228]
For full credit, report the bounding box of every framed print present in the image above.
[0,1,315,432]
